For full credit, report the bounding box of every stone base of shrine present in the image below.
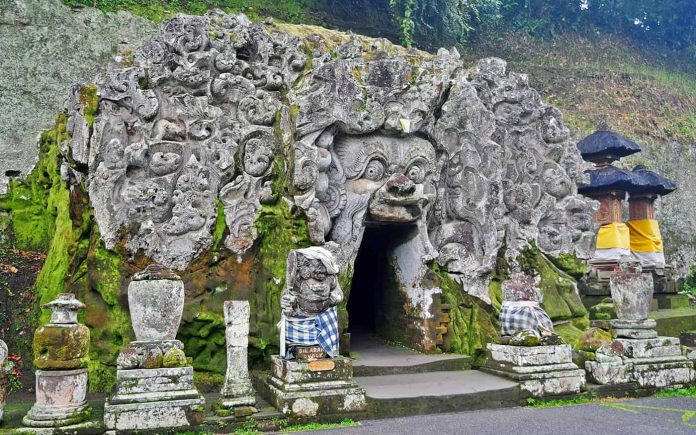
[23,368,91,428]
[586,332,695,388]
[482,344,586,397]
[259,355,366,418]
[103,366,205,430]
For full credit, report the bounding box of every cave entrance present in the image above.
[347,223,419,346]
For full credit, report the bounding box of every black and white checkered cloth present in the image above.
[500,301,554,336]
[283,306,339,357]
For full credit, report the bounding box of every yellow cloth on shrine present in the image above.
[595,223,631,250]
[627,219,663,253]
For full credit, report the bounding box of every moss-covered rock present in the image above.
[578,327,612,352]
[163,348,187,368]
[33,323,90,369]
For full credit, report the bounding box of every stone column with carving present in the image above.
[217,300,256,414]
[103,264,205,431]
[586,260,694,387]
[23,294,91,428]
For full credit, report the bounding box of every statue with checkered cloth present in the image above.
[279,246,343,359]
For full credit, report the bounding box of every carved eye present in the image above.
[363,159,386,181]
[407,165,424,183]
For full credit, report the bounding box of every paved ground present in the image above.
[304,397,696,435]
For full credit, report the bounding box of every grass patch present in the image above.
[526,395,596,408]
[282,419,358,432]
[654,386,696,398]
[62,0,323,24]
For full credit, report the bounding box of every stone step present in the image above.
[354,370,521,418]
[650,307,696,338]
[351,334,471,376]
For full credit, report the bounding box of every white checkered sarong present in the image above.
[500,301,554,336]
[279,306,339,358]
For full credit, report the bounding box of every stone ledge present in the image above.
[103,396,205,431]
[486,344,573,366]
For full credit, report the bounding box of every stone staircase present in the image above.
[350,335,523,418]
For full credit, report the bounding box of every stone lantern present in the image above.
[625,165,676,268]
[23,293,91,428]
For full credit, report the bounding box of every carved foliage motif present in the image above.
[79,12,307,269]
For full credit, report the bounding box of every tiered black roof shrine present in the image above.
[576,130,641,164]
[577,165,635,195]
[576,130,676,197]
[629,165,677,196]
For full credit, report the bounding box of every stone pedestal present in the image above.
[104,266,205,431]
[483,344,586,397]
[104,366,205,430]
[261,355,366,418]
[23,369,90,427]
[218,301,255,411]
[586,321,694,388]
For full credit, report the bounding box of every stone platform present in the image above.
[482,344,586,397]
[103,366,205,430]
[586,321,694,388]
[259,356,366,419]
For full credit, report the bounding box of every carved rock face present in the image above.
[66,11,595,299]
[334,133,436,224]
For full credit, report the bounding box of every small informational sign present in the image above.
[295,345,326,361]
[308,360,335,372]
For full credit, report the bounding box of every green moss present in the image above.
[78,84,98,127]
[518,243,588,321]
[179,306,227,373]
[547,252,588,281]
[212,199,227,251]
[430,263,499,362]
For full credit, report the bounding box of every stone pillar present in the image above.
[0,339,7,424]
[586,261,694,387]
[23,294,91,428]
[103,264,205,431]
[217,301,256,412]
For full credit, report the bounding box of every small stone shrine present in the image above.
[217,300,256,414]
[103,264,205,431]
[585,260,694,387]
[483,275,586,397]
[23,294,91,428]
[262,246,366,418]
[577,129,678,296]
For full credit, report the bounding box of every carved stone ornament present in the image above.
[66,11,595,299]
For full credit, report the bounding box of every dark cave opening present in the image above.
[347,224,416,338]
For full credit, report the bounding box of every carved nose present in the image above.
[386,173,415,195]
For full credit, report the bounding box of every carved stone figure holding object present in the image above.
[280,246,342,359]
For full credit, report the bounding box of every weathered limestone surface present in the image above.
[0,0,156,194]
[66,10,596,280]
[219,300,255,408]
[483,343,586,397]
[50,9,596,355]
